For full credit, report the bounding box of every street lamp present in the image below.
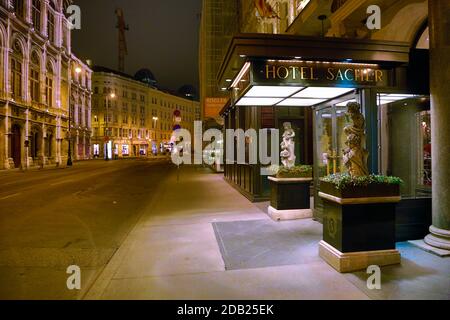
[105,92,116,160]
[67,66,82,166]
[152,116,158,155]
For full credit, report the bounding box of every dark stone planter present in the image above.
[269,176,312,210]
[319,181,400,199]
[319,186,401,253]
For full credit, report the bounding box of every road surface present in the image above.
[0,158,172,299]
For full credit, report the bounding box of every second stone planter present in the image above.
[267,176,313,221]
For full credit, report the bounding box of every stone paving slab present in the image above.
[212,219,322,270]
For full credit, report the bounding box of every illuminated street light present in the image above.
[105,92,116,161]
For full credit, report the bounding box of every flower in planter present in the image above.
[320,173,403,190]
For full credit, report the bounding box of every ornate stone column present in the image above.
[424,0,450,251]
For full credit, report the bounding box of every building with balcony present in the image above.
[0,0,92,169]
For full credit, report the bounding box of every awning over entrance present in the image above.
[218,34,410,88]
[217,34,411,112]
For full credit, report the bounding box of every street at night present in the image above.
[0,158,171,299]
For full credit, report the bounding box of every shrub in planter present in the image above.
[320,173,403,198]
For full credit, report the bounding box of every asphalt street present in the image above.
[0,158,172,299]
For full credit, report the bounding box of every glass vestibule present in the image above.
[313,90,431,221]
[378,94,431,198]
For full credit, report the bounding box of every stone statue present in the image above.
[280,122,296,169]
[342,102,369,177]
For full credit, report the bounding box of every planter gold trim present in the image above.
[318,192,401,205]
[319,240,401,273]
[268,176,313,183]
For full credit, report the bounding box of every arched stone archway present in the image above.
[371,1,428,44]
[30,125,43,162]
[45,129,55,161]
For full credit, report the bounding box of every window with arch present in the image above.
[85,107,89,127]
[10,40,23,100]
[30,52,40,103]
[78,98,83,125]
[32,0,42,32]
[47,2,56,43]
[46,131,53,157]
[45,62,54,107]
[14,0,24,18]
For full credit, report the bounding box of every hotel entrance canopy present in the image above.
[218,34,411,112]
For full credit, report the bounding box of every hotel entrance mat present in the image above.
[212,219,322,271]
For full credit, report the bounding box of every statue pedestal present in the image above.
[267,176,312,222]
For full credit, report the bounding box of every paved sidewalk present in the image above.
[84,165,368,300]
[84,165,449,300]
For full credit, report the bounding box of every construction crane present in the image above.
[115,8,129,73]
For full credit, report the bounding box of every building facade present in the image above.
[0,0,92,170]
[211,0,443,246]
[91,67,199,159]
[199,0,239,125]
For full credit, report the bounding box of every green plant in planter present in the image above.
[276,165,313,178]
[320,173,403,190]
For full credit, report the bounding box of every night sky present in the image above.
[72,0,202,92]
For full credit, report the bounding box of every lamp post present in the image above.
[105,92,116,161]
[67,66,82,166]
[152,116,158,155]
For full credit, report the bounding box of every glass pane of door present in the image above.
[313,96,355,221]
[315,107,333,178]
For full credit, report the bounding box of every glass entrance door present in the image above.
[313,100,352,221]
